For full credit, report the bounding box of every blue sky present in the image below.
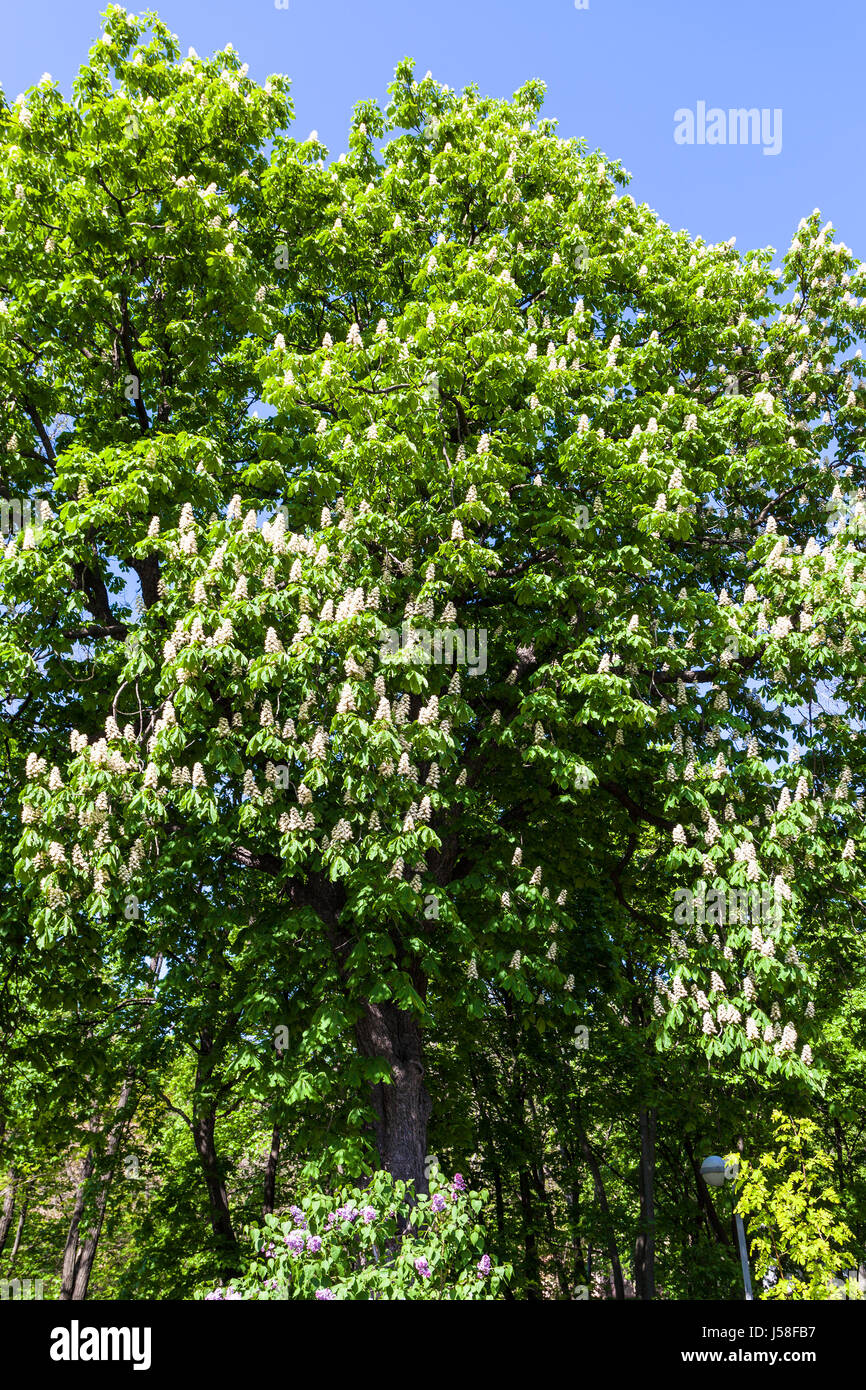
[1,0,863,265]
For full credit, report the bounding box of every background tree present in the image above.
[734,1111,862,1299]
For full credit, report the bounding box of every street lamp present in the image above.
[701,1154,753,1301]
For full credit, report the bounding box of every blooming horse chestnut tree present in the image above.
[0,6,301,1269]
[5,13,866,1218]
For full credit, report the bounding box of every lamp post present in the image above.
[701,1154,753,1301]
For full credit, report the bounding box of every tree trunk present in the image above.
[570,1199,588,1293]
[191,1108,239,1272]
[70,1211,105,1300]
[354,1000,431,1194]
[578,1125,626,1299]
[189,1025,240,1276]
[60,1152,93,1299]
[60,1076,135,1300]
[560,1142,589,1293]
[634,1105,657,1300]
[525,1090,570,1297]
[530,1157,570,1297]
[0,1169,16,1255]
[9,1198,26,1266]
[518,1167,543,1299]
[70,1079,134,1301]
[262,1125,280,1217]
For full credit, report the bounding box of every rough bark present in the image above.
[60,1076,135,1300]
[0,1169,16,1255]
[353,1000,431,1195]
[60,1152,94,1299]
[191,1108,239,1270]
[69,1115,128,1300]
[188,1022,241,1275]
[314,883,432,1195]
[9,1198,26,1266]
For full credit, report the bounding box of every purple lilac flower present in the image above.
[452,1173,467,1192]
[205,1289,223,1300]
[286,1229,305,1255]
[225,1287,243,1300]
[307,1234,323,1254]
[415,1257,431,1279]
[315,1287,336,1301]
[430,1193,446,1213]
[477,1254,491,1278]
[288,1205,308,1229]
[362,1205,377,1224]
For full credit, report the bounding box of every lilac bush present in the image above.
[199,1171,511,1301]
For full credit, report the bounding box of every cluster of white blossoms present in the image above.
[330,819,353,844]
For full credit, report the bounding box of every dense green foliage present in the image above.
[734,1112,860,1300]
[1,6,865,1300]
[205,1170,512,1301]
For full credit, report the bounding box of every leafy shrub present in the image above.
[199,1170,512,1300]
[732,1111,863,1300]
